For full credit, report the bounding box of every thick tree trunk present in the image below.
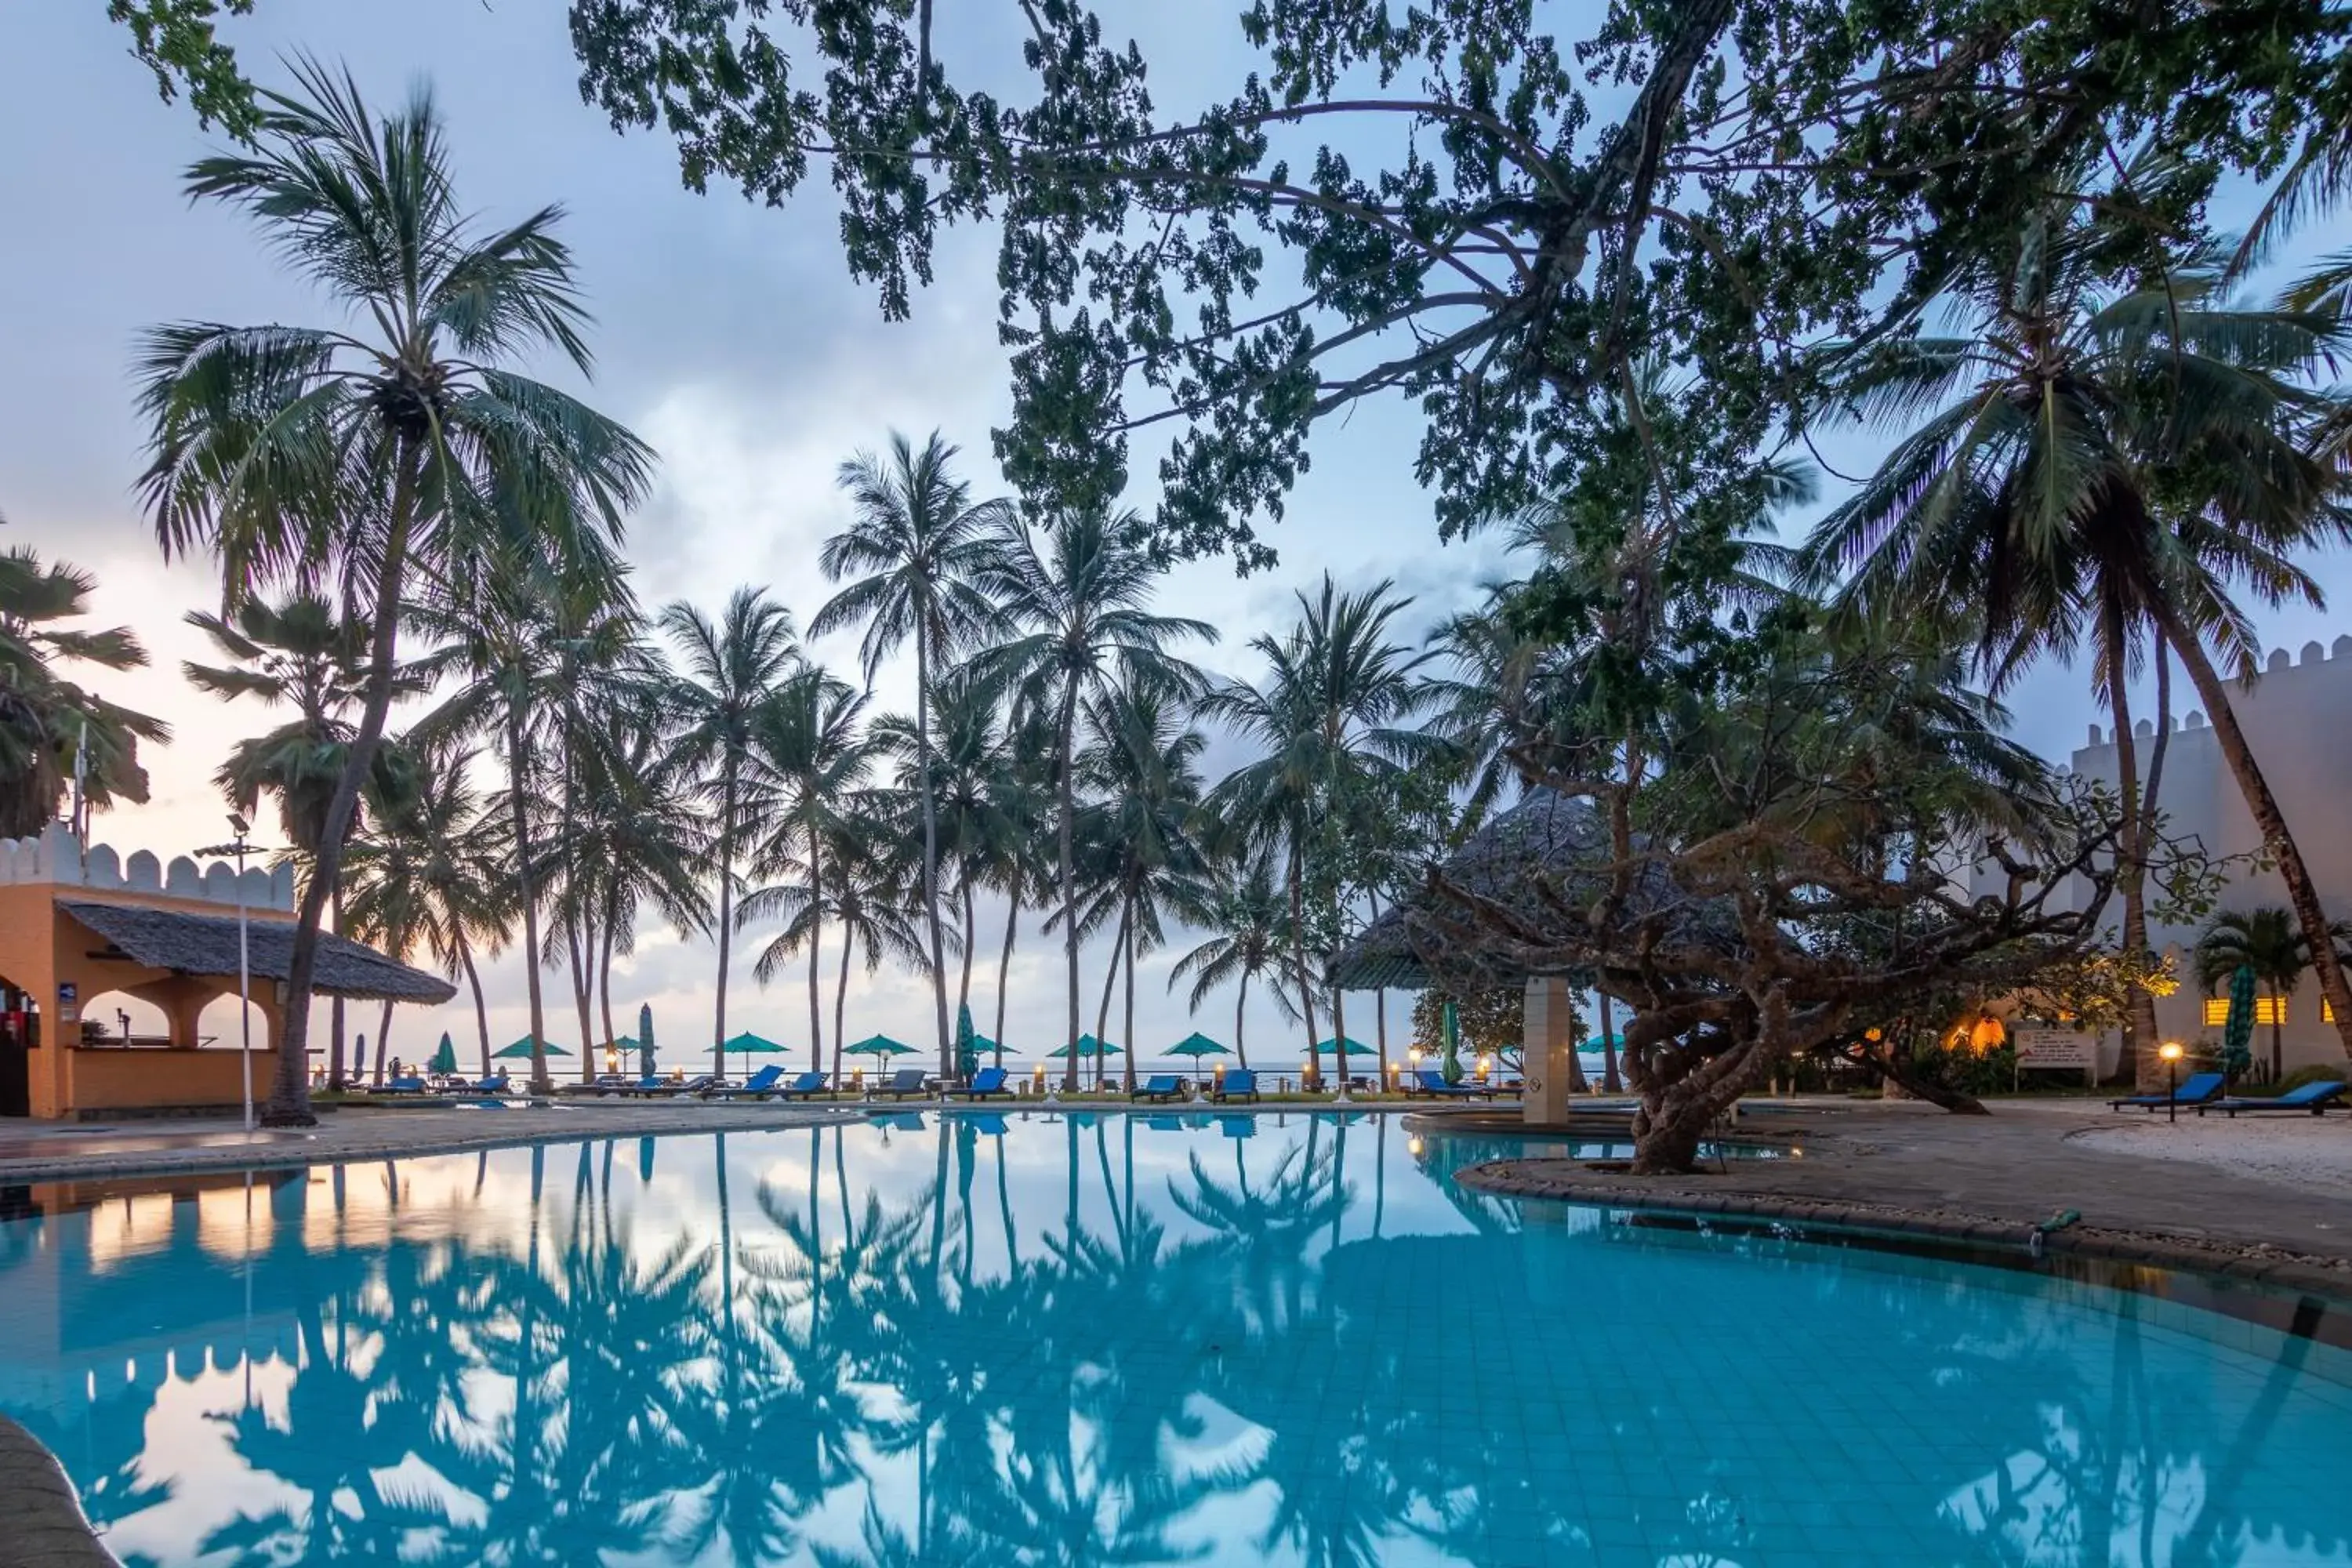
[1235,974,1249,1072]
[373,998,392,1085]
[1842,1041,1991,1114]
[1121,913,1137,1095]
[264,451,419,1126]
[916,623,953,1080]
[1600,993,1622,1093]
[1631,1037,1783,1174]
[2154,604,2352,1064]
[597,887,619,1074]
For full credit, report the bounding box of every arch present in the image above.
[198,993,270,1054]
[76,992,170,1048]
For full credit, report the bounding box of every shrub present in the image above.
[1906,1040,2018,1098]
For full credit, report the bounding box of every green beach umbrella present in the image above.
[1316,1036,1376,1057]
[1048,1034,1123,1058]
[845,1034,917,1057]
[494,1036,568,1060]
[970,1033,1014,1057]
[2222,964,2257,1080]
[1441,1002,1462,1084]
[637,1003,656,1077]
[427,1033,458,1074]
[1167,1032,1229,1058]
[956,1004,979,1080]
[723,1031,788,1054]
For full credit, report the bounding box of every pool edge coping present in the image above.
[1456,1159,2352,1309]
[0,1414,116,1567]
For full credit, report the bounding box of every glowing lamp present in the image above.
[2158,1041,2184,1062]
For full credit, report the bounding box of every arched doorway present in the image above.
[0,970,37,1118]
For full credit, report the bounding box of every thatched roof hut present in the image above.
[63,901,457,1003]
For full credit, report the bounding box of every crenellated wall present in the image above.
[2067,635,2352,1076]
[0,825,294,913]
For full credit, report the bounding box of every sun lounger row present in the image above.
[2108,1073,2345,1116]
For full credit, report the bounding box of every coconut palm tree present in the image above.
[1203,575,1442,1090]
[662,587,801,1076]
[817,811,932,1083]
[135,60,652,1123]
[978,705,1055,1068]
[811,432,1012,1080]
[968,507,1214,1091]
[0,539,165,837]
[341,750,511,1078]
[1168,849,1297,1071]
[740,666,874,1070]
[1075,684,1215,1092]
[185,592,423,1088]
[1801,154,2352,1070]
[563,695,711,1067]
[2195,907,2314,1084]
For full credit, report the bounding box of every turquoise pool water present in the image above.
[0,1110,2345,1566]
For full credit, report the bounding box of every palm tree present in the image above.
[342,750,510,1077]
[1801,153,2352,1069]
[663,587,801,1077]
[872,670,1018,1037]
[2195,907,2313,1083]
[0,539,165,837]
[1204,575,1441,1091]
[1075,685,1215,1092]
[740,666,874,1070]
[1168,849,1297,1070]
[980,710,1055,1069]
[969,507,1214,1090]
[818,811,931,1083]
[185,592,421,1088]
[136,60,652,1123]
[811,431,1012,1080]
[563,695,710,1067]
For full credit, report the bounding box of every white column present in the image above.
[1523,975,1576,1125]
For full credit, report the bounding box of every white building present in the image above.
[2067,633,2352,1077]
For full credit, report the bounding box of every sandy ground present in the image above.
[2071,1114,2352,1200]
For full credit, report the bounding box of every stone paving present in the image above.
[1454,1097,2352,1301]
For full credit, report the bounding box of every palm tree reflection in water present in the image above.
[0,1119,2346,1566]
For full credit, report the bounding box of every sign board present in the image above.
[2013,1027,2095,1069]
[56,982,76,1022]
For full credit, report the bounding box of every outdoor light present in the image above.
[604,1043,619,1074]
[194,815,260,1131]
[1408,1047,1422,1067]
[2158,1040,2185,1123]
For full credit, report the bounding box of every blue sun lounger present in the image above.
[382,1076,428,1095]
[1410,1068,1482,1098]
[2108,1072,2224,1112]
[870,1068,929,1100]
[705,1065,786,1099]
[1130,1073,1183,1102]
[1210,1069,1259,1104]
[942,1066,1010,1099]
[2199,1079,2347,1117]
[775,1070,831,1099]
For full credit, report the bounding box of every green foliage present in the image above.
[2276,1062,2350,1094]
[1907,1040,2020,1100]
[1409,987,1526,1062]
[107,0,260,137]
[0,541,166,837]
[572,1,2352,560]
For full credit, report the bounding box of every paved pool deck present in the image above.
[1450,1097,2352,1301]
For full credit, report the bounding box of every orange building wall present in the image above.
[0,884,292,1120]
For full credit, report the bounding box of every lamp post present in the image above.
[194,814,257,1132]
[2158,1040,2185,1123]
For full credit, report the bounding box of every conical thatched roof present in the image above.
[1332,786,1721,993]
[62,900,458,1003]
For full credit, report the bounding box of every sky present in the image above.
[5,3,2348,1075]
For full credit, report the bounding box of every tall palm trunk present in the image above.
[713,758,739,1081]
[958,878,978,1026]
[1057,689,1082,1093]
[1330,980,1348,1095]
[1287,840,1322,1089]
[566,912,597,1082]
[457,932,494,1080]
[267,441,422,1124]
[916,622,953,1080]
[992,888,1018,1069]
[1235,972,1250,1071]
[805,806,825,1074]
[373,998,392,1084]
[507,708,554,1094]
[833,924,855,1088]
[2150,600,2352,1063]
[328,887,348,1092]
[564,720,595,1083]
[2102,597,2163,1088]
[1121,912,1137,1094]
[1094,896,1129,1091]
[1367,889,1389,1091]
[597,884,620,1074]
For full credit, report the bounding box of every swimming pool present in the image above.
[0,1110,2343,1566]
